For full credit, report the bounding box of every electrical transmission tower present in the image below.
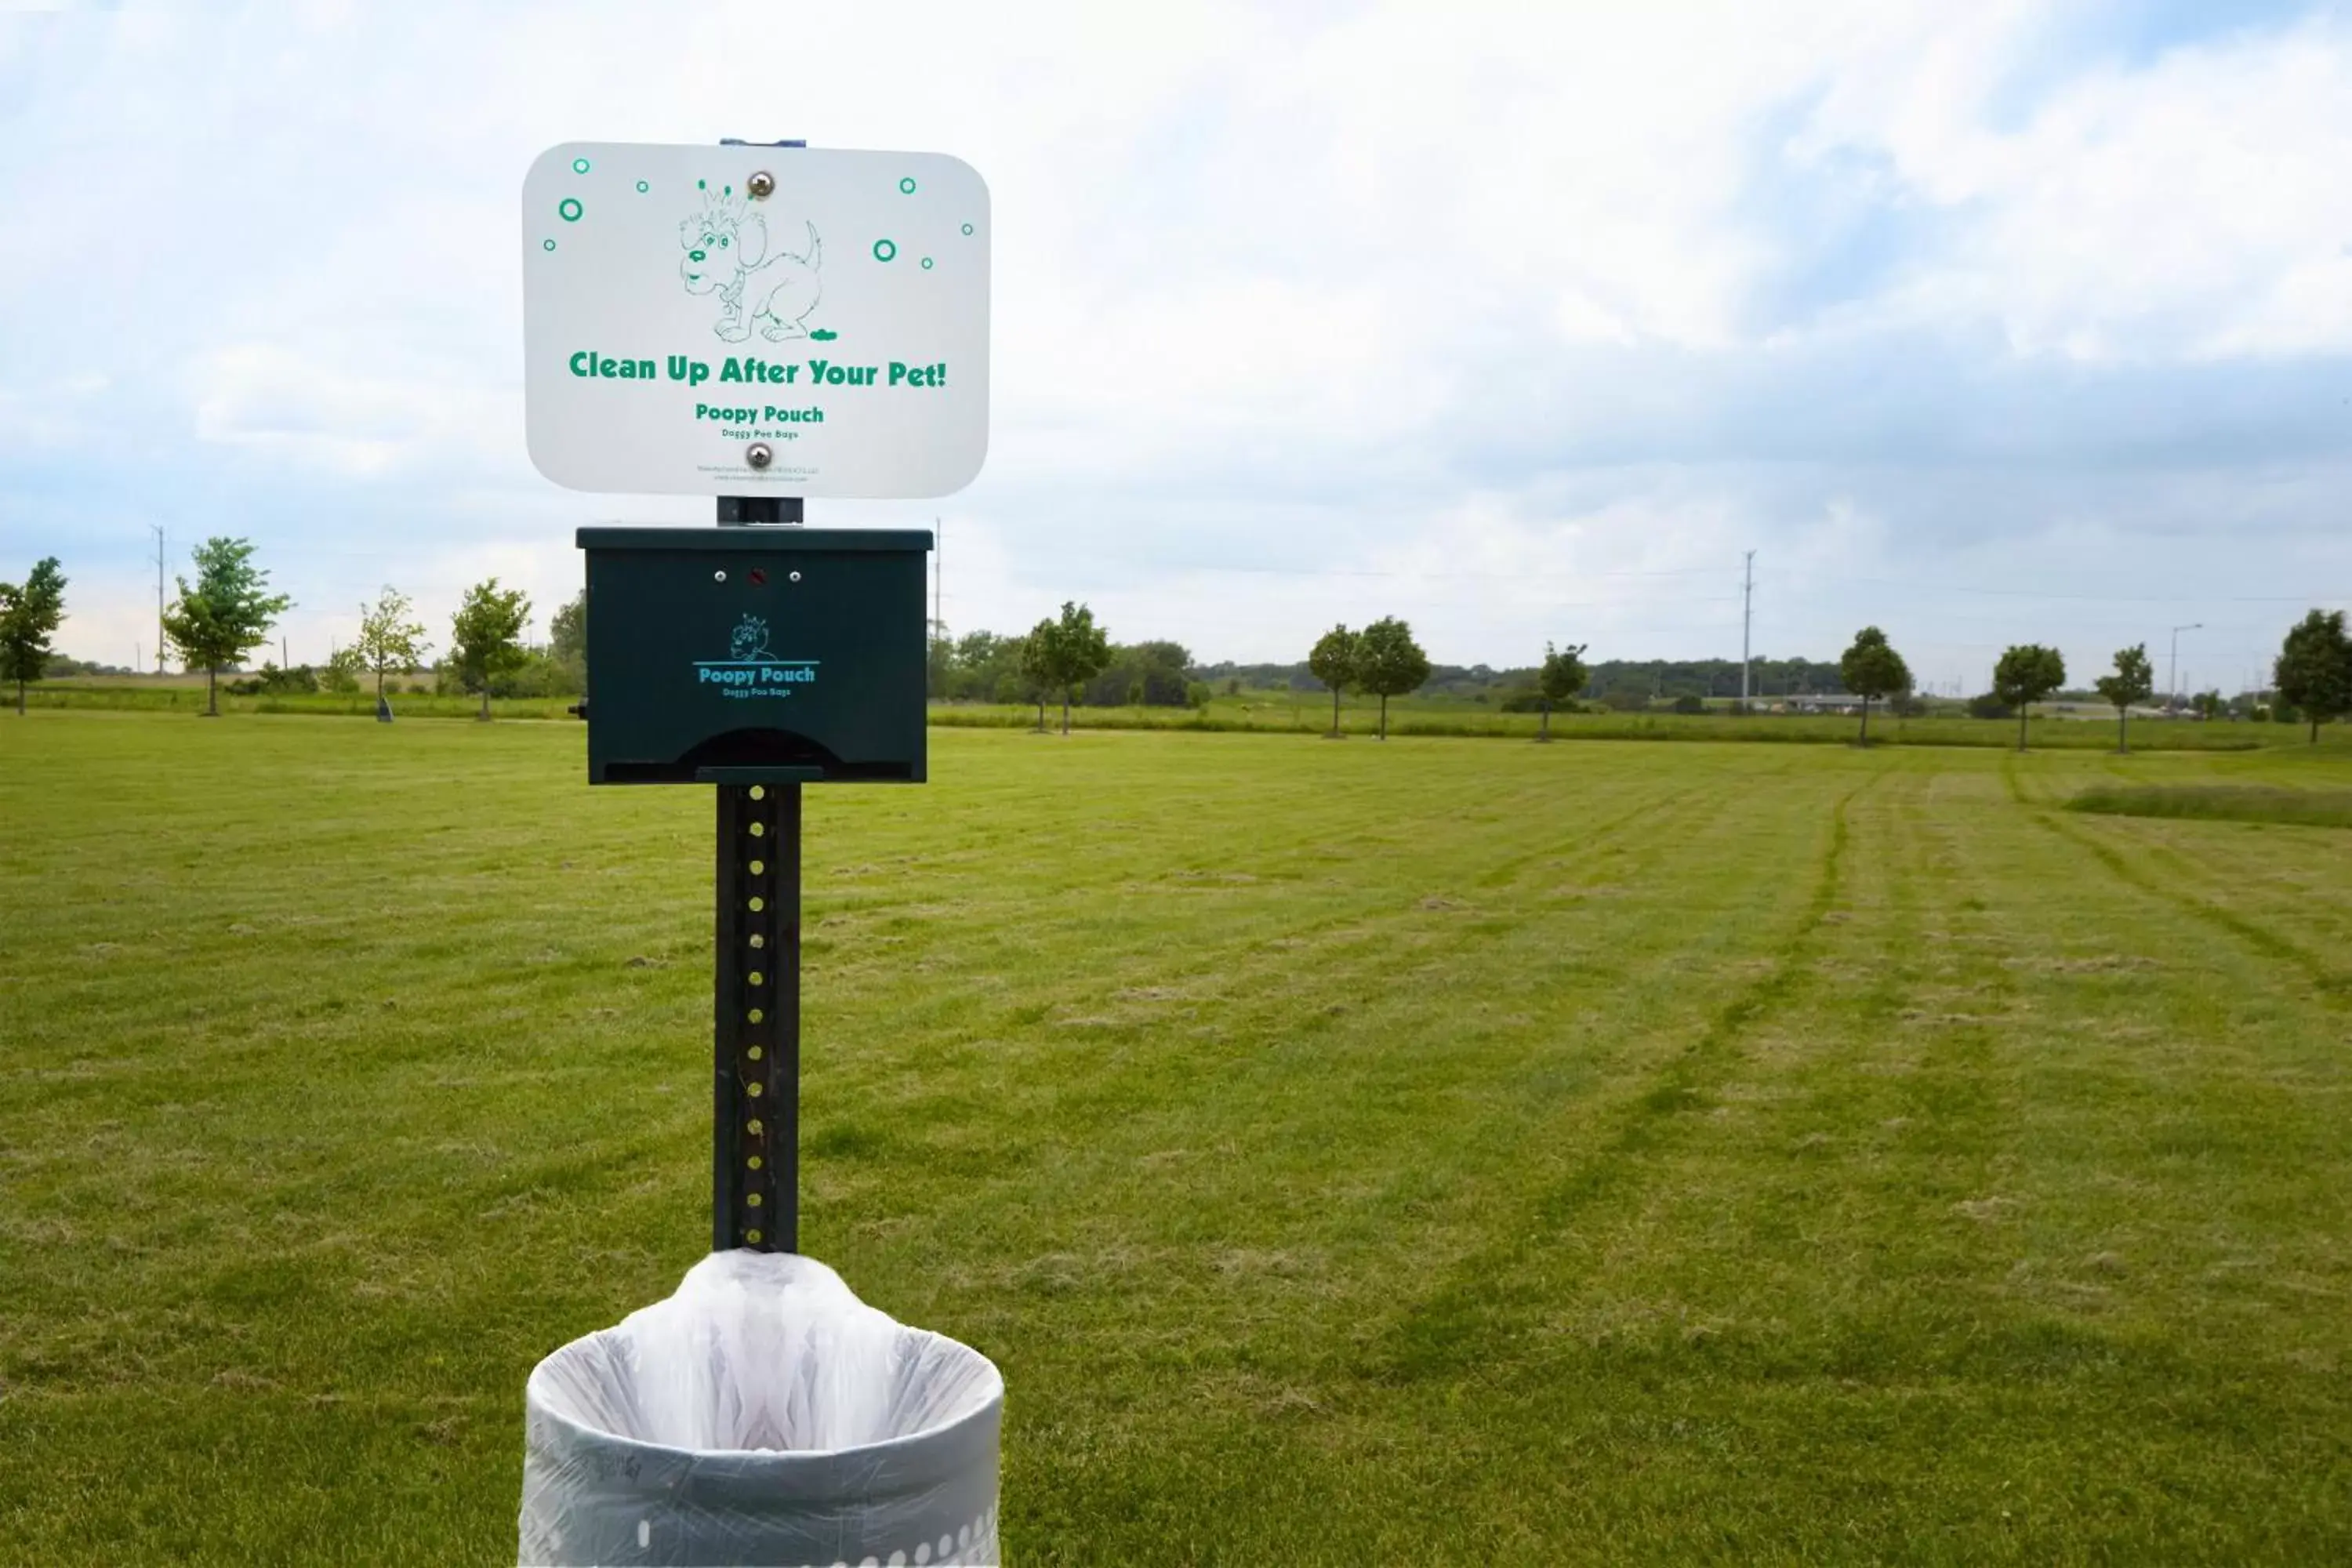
[1740,550,1755,710]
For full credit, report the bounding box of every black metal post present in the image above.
[713,781,802,1251]
[711,489,804,1252]
[717,495,803,525]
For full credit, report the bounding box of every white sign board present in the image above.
[522,143,989,498]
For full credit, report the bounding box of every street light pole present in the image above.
[2169,622,2202,710]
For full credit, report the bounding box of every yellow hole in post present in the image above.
[750,786,766,801]
[750,859,764,876]
[750,934,765,949]
[746,1192,761,1208]
[749,897,764,913]
[748,1046,763,1062]
[750,971,764,986]
[746,1081,763,1098]
[748,1007,764,1024]
[746,1228,762,1244]
[748,1155,763,1171]
[747,1118,764,1136]
[750,822,765,838]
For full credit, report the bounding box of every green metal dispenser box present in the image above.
[575,527,932,785]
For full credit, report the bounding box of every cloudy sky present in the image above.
[3,1,2348,694]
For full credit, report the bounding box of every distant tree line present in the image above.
[1189,654,1848,705]
[930,623,1197,713]
[14,538,2352,747]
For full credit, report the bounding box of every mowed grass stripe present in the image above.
[2060,811,2352,972]
[1354,761,1886,1385]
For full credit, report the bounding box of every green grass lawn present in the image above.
[3,713,2350,1563]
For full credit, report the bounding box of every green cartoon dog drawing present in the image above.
[679,189,822,343]
[730,615,772,661]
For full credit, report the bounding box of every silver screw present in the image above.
[789,571,802,583]
[713,569,728,583]
[746,442,772,470]
[746,170,774,199]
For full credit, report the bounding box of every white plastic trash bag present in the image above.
[520,1250,1003,1567]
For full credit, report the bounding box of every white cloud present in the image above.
[5,1,2352,675]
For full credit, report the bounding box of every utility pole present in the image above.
[1740,550,1755,710]
[2169,622,2201,711]
[152,525,166,674]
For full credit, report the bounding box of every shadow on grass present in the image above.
[2066,783,2352,829]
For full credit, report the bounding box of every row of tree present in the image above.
[14,542,2352,744]
[1845,614,2352,750]
[1838,627,2159,750]
[2,538,572,719]
[1306,618,1432,739]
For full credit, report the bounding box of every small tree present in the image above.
[2094,644,2154,753]
[1991,643,2067,753]
[159,538,293,717]
[1355,616,1431,741]
[448,578,533,721]
[548,590,587,691]
[1020,601,1110,735]
[321,646,364,694]
[1307,623,1359,738]
[0,556,67,716]
[355,587,431,702]
[1838,625,1911,746]
[2274,608,2352,744]
[1536,641,1588,742]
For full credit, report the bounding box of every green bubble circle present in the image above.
[543,238,556,251]
[872,238,897,262]
[921,256,934,269]
[898,176,916,194]
[636,180,649,193]
[572,158,590,174]
[558,197,583,222]
[961,223,974,235]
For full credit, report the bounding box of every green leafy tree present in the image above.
[927,621,955,700]
[1991,643,2067,752]
[1019,601,1111,735]
[448,579,533,722]
[2093,643,2154,753]
[2274,608,2352,743]
[1536,640,1588,742]
[548,590,586,691]
[1307,623,1359,738]
[1016,630,1051,731]
[0,556,67,716]
[159,537,293,717]
[1838,625,1911,746]
[355,586,431,702]
[322,646,364,694]
[1355,615,1431,741]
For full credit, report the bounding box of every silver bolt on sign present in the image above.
[746,442,774,470]
[746,170,775,199]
